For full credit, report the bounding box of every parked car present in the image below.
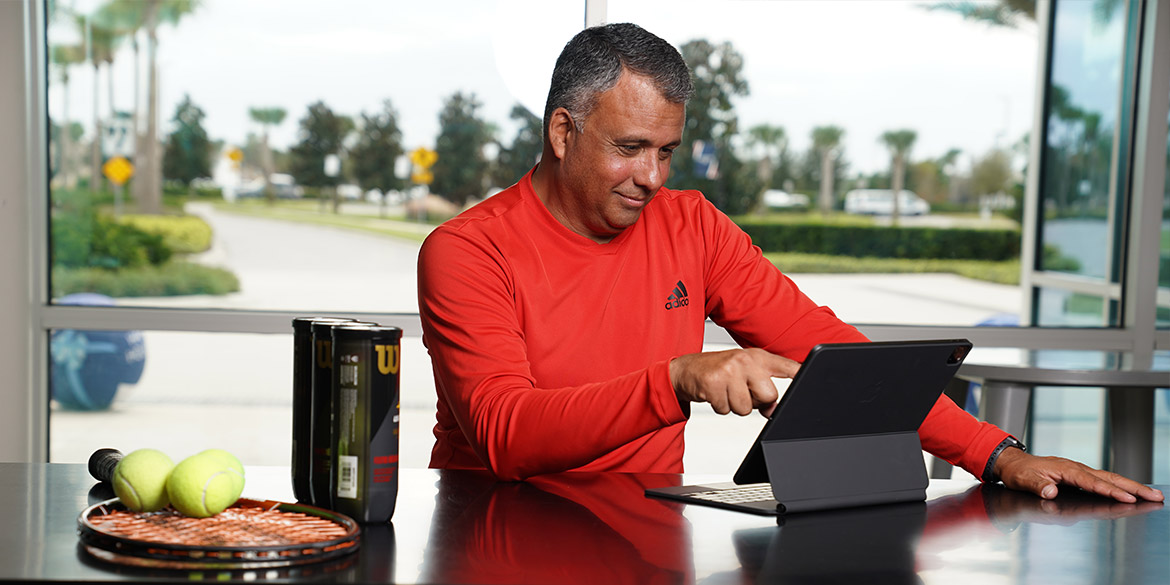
[843,189,930,215]
[236,173,304,199]
[337,184,364,200]
[762,189,810,210]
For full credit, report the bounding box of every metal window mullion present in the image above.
[1029,271,1124,298]
[1125,0,1170,361]
[585,0,606,27]
[39,306,426,337]
[1020,0,1056,326]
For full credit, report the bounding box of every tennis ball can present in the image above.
[331,324,402,523]
[292,317,354,505]
[308,319,372,507]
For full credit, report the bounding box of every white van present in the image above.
[762,189,810,210]
[843,189,929,216]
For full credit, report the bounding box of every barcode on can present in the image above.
[337,455,358,499]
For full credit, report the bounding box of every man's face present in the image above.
[555,72,685,243]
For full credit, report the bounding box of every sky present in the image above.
[49,0,1040,177]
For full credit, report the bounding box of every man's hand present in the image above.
[669,348,800,416]
[994,447,1165,503]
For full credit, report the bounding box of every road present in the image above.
[143,202,424,313]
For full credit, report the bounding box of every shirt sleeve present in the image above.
[694,198,1009,479]
[418,227,687,481]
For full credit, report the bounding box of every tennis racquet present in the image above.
[81,449,361,570]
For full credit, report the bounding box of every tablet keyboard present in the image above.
[686,484,775,504]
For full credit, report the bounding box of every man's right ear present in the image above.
[547,108,575,160]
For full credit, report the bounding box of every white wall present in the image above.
[0,0,44,462]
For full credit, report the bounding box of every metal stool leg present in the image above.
[1106,387,1155,483]
[980,381,1032,440]
[930,377,971,479]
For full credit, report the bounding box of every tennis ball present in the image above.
[112,448,174,513]
[166,452,246,518]
[197,448,246,500]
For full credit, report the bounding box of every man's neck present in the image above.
[529,158,617,245]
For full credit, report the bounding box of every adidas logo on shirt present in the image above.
[665,280,689,310]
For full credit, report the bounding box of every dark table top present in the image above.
[3,463,1166,584]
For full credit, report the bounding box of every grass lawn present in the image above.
[215,200,1022,284]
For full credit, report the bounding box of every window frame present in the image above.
[5,0,1168,462]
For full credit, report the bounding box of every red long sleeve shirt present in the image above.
[418,170,1008,481]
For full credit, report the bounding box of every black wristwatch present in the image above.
[982,436,1027,484]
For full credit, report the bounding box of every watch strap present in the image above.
[982,436,1026,483]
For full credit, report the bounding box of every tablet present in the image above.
[733,338,972,485]
[646,338,971,515]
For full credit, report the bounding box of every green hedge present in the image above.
[738,223,1020,261]
[52,262,240,297]
[119,214,213,254]
[52,209,172,269]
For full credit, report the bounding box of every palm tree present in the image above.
[78,13,123,193]
[97,0,146,160]
[48,0,86,188]
[939,148,962,204]
[249,107,288,204]
[106,0,201,214]
[746,124,786,193]
[50,42,86,188]
[880,129,918,224]
[811,125,845,214]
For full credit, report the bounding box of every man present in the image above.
[418,23,1162,504]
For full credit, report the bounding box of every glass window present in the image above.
[44,0,581,463]
[1029,0,1134,327]
[46,0,581,315]
[49,329,438,469]
[608,0,1040,327]
[37,0,1168,477]
[1037,0,1130,280]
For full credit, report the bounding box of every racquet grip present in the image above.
[89,448,123,483]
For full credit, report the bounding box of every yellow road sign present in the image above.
[411,170,434,185]
[410,147,437,169]
[102,156,135,186]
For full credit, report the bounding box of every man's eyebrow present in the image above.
[614,136,682,148]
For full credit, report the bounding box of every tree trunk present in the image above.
[90,64,101,193]
[818,149,835,214]
[138,1,162,214]
[60,73,75,188]
[891,155,904,226]
[130,36,142,206]
[262,129,275,205]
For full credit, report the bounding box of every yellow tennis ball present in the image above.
[112,448,174,513]
[197,448,245,500]
[166,453,246,518]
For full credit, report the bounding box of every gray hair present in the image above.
[543,23,693,137]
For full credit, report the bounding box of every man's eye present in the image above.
[618,144,640,154]
[659,148,675,160]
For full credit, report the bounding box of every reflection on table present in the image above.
[1,465,1164,584]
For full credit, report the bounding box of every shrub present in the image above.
[52,262,240,298]
[738,222,1020,261]
[119,214,213,254]
[51,209,172,269]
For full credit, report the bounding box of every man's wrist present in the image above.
[982,436,1027,483]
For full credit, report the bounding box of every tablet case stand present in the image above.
[761,431,927,514]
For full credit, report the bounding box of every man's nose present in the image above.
[632,152,667,191]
